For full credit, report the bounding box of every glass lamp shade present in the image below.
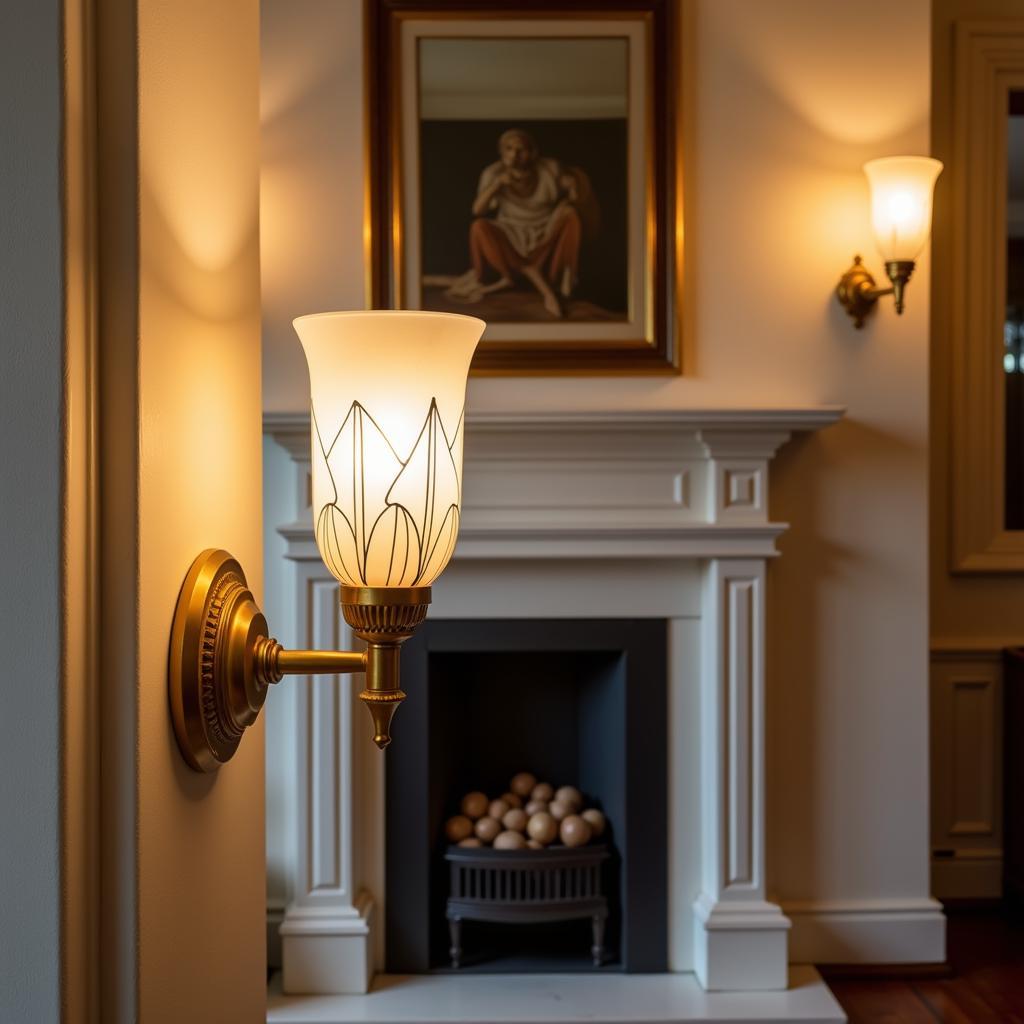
[293,310,485,589]
[863,156,943,262]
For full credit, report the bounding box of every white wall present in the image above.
[0,1,63,1018]
[262,0,937,960]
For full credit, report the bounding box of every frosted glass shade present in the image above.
[863,156,943,262]
[293,310,485,589]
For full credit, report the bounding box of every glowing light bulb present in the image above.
[863,156,943,262]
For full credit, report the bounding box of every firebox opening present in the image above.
[386,619,668,975]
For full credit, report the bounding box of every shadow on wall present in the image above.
[767,418,926,904]
[260,0,366,412]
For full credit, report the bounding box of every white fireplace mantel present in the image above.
[263,406,843,1004]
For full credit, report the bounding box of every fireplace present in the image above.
[265,406,842,999]
[385,619,668,973]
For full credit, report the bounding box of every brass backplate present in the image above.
[836,255,878,329]
[168,548,270,772]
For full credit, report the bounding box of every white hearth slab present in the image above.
[266,968,845,1023]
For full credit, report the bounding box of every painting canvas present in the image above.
[417,38,630,326]
[367,1,681,373]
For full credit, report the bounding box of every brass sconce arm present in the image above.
[254,641,366,682]
[169,549,430,771]
[836,255,915,328]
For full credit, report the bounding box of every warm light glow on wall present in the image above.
[293,311,485,588]
[863,156,943,263]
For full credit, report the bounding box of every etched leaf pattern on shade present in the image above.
[313,400,464,587]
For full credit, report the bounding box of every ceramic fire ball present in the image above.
[581,808,606,837]
[502,808,528,833]
[488,798,510,821]
[524,799,548,816]
[526,811,557,845]
[531,782,554,803]
[559,814,592,848]
[474,816,501,843]
[526,838,543,849]
[555,785,583,811]
[457,837,482,848]
[493,830,527,850]
[501,791,523,809]
[461,791,489,820]
[445,815,473,843]
[510,772,536,797]
[547,799,571,822]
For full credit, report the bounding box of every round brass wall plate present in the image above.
[836,255,877,329]
[169,548,270,772]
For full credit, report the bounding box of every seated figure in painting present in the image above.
[444,128,598,319]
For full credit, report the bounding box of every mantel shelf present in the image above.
[265,405,845,448]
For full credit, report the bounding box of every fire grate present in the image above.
[445,844,609,968]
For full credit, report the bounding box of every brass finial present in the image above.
[883,260,915,316]
[359,687,407,749]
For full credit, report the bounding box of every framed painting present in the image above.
[366,0,682,374]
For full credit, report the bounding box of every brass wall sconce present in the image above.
[836,156,943,328]
[169,311,485,771]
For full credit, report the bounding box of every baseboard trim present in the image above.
[783,898,946,965]
[940,897,1005,913]
[932,853,1003,901]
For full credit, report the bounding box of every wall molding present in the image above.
[931,637,1023,657]
[929,648,1005,900]
[948,21,1024,571]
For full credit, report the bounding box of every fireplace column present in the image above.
[270,423,382,991]
[692,430,791,990]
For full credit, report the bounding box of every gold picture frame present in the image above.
[365,0,682,375]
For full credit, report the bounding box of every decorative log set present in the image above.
[444,772,607,852]
[443,772,611,967]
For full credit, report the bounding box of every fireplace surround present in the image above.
[264,406,843,1002]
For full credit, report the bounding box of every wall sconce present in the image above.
[836,156,943,328]
[169,311,485,771]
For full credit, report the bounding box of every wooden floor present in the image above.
[826,908,1024,1022]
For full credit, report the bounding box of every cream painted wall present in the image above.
[134,1,266,1018]
[261,0,935,949]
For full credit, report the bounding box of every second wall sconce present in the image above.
[836,156,943,328]
[168,311,485,771]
